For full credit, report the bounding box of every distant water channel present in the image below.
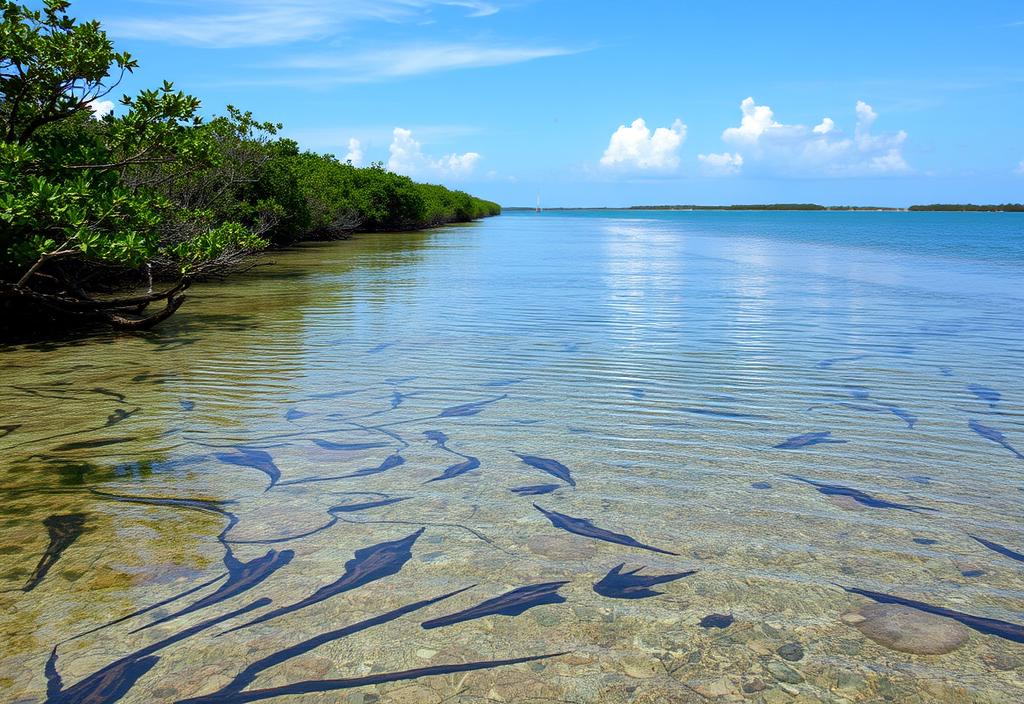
[2,210,1023,703]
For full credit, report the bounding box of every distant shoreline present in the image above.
[504,203,1024,213]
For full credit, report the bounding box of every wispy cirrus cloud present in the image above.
[443,1,500,17]
[280,43,579,83]
[104,0,504,48]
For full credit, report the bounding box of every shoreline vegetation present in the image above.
[507,204,1024,212]
[0,1,499,343]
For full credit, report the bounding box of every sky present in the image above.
[76,0,1024,207]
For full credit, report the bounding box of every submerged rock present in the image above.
[846,603,970,655]
[765,660,804,684]
[691,676,738,698]
[776,642,804,661]
[741,678,767,693]
[620,654,660,679]
[699,613,734,629]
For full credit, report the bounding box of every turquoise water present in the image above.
[527,209,1024,263]
[1,210,1023,703]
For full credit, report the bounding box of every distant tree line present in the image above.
[628,204,900,211]
[512,203,1024,212]
[1,1,499,340]
[508,205,901,211]
[908,204,1024,212]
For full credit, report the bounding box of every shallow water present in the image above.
[2,211,1023,703]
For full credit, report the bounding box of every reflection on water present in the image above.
[2,211,1024,703]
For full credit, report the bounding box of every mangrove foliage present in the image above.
[0,0,499,340]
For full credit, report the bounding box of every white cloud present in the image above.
[722,98,785,144]
[284,124,480,152]
[388,127,480,179]
[855,100,877,128]
[813,117,835,135]
[718,97,909,176]
[442,1,499,17]
[106,1,505,48]
[283,43,578,83]
[600,118,687,171]
[86,99,114,119]
[343,138,363,166]
[867,149,909,173]
[698,152,743,175]
[1015,160,1024,175]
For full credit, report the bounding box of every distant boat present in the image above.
[536,194,542,213]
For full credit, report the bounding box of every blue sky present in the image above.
[77,0,1024,207]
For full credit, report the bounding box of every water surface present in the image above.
[2,211,1023,703]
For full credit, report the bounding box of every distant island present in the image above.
[637,204,895,211]
[908,203,1024,212]
[507,203,1024,212]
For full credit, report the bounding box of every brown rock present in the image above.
[840,612,866,626]
[742,678,767,693]
[691,677,738,698]
[850,603,970,655]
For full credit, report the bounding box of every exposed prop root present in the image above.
[0,279,190,333]
[108,291,187,330]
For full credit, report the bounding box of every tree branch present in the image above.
[16,247,77,286]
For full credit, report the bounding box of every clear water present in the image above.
[1,211,1023,703]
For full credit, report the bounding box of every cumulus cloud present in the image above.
[855,100,877,127]
[722,98,788,145]
[717,97,909,176]
[813,117,835,135]
[698,152,743,176]
[600,118,687,171]
[86,99,114,119]
[343,137,363,166]
[388,128,480,179]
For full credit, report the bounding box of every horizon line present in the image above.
[502,202,1024,212]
